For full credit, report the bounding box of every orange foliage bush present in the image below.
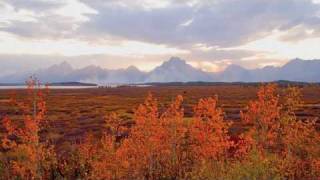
[117,94,188,179]
[1,83,319,179]
[239,84,320,179]
[0,78,57,179]
[191,97,232,161]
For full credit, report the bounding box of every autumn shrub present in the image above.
[238,84,320,179]
[72,93,234,179]
[1,82,320,180]
[117,94,188,179]
[187,97,233,179]
[0,78,58,179]
[225,148,282,180]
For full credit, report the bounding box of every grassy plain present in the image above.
[0,84,320,151]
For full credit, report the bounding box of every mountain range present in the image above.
[1,57,320,84]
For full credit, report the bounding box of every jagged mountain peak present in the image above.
[262,65,277,70]
[290,58,304,62]
[161,57,187,67]
[126,65,140,72]
[283,58,320,69]
[48,61,73,71]
[2,57,320,83]
[283,58,304,67]
[59,61,72,67]
[223,64,246,72]
[146,57,211,82]
[80,65,104,71]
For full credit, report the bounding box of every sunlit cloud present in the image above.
[189,61,221,72]
[55,0,97,22]
[233,30,320,60]
[0,2,37,26]
[0,0,320,71]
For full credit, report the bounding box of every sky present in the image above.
[0,0,320,73]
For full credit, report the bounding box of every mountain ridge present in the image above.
[1,57,320,84]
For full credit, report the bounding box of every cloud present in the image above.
[0,51,262,76]
[3,0,320,47]
[0,0,320,71]
[1,15,79,39]
[79,0,320,47]
[189,48,256,61]
[78,2,193,45]
[0,53,175,73]
[4,0,64,11]
[0,0,95,39]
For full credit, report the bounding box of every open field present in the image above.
[1,84,320,146]
[1,83,320,179]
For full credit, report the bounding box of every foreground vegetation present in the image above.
[0,79,319,179]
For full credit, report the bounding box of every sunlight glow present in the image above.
[55,0,97,22]
[227,30,320,61]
